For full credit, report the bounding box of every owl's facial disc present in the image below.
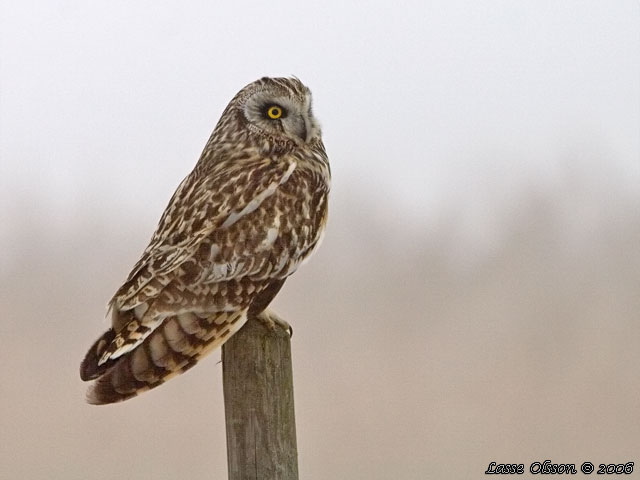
[243,90,318,145]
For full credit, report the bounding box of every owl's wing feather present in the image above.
[88,158,298,381]
[110,158,297,313]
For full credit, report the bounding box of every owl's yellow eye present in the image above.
[267,106,283,119]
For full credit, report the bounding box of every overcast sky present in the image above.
[1,1,638,235]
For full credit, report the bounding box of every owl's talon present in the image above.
[257,309,293,338]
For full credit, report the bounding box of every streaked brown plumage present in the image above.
[80,77,330,404]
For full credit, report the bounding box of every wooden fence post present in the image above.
[222,312,299,480]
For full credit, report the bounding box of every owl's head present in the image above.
[230,77,321,148]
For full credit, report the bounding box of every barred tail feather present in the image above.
[85,310,247,405]
[80,328,117,381]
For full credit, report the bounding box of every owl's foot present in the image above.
[256,309,293,338]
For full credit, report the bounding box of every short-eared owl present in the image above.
[80,77,330,404]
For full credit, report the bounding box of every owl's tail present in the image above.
[81,310,247,405]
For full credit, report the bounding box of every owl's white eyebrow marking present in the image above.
[221,162,297,229]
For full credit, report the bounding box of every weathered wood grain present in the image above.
[222,314,298,480]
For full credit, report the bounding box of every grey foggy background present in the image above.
[1,1,639,479]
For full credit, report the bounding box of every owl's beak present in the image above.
[294,114,309,143]
[301,115,313,143]
[288,114,312,144]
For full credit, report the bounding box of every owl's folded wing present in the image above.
[109,158,297,313]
